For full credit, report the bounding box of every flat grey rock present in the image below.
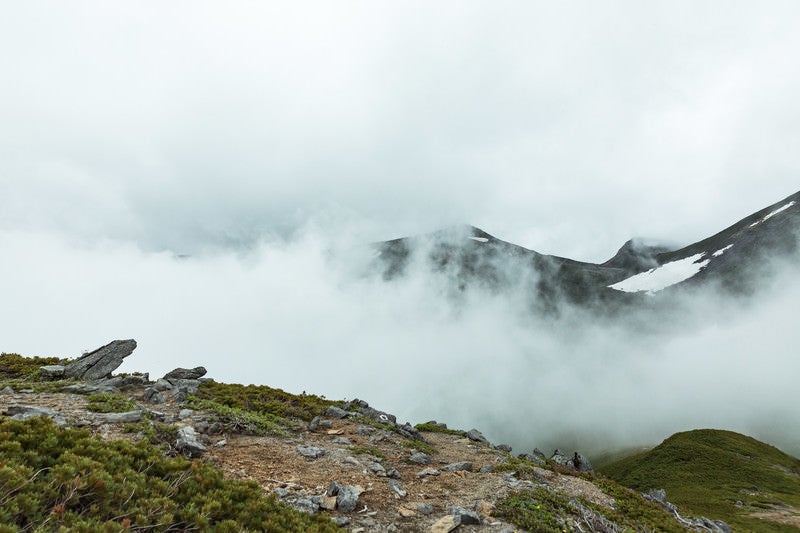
[441,461,474,472]
[409,452,432,465]
[98,411,143,424]
[176,425,207,457]
[39,365,65,380]
[466,428,489,445]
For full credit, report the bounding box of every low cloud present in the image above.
[2,224,798,458]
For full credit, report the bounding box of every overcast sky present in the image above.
[2,1,799,260]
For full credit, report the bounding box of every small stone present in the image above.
[0,386,14,395]
[354,426,375,436]
[296,445,325,459]
[153,378,172,391]
[441,461,473,472]
[324,406,348,419]
[274,488,289,498]
[326,481,343,497]
[466,429,489,445]
[319,495,337,510]
[479,465,494,473]
[389,479,407,497]
[344,456,361,466]
[409,452,432,465]
[495,444,512,452]
[387,469,401,479]
[333,517,351,527]
[429,515,460,533]
[450,506,480,525]
[416,468,440,477]
[331,437,351,445]
[214,439,227,447]
[291,497,319,515]
[370,462,386,474]
[336,485,360,513]
[143,388,167,404]
[398,507,416,518]
[178,409,194,419]
[416,502,434,515]
[176,426,207,458]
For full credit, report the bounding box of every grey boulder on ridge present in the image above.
[63,339,137,380]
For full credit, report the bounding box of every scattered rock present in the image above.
[274,488,289,498]
[389,479,407,497]
[344,456,361,466]
[466,429,489,445]
[176,426,207,458]
[290,496,319,515]
[441,461,473,472]
[0,386,14,395]
[386,468,401,479]
[98,411,143,424]
[398,507,416,518]
[409,452,433,465]
[324,406,348,419]
[163,367,207,380]
[119,374,150,387]
[416,468,440,477]
[495,444,512,452]
[396,422,425,441]
[61,382,119,394]
[331,436,351,445]
[39,365,65,380]
[357,405,397,425]
[370,462,386,474]
[319,495,337,510]
[429,515,459,533]
[64,339,137,380]
[333,517,351,527]
[450,506,480,525]
[416,502,435,515]
[297,445,326,459]
[143,388,167,404]
[475,500,495,519]
[327,481,343,497]
[353,425,376,436]
[479,465,494,473]
[5,405,66,426]
[153,378,172,391]
[573,452,594,473]
[550,449,593,472]
[178,409,194,419]
[336,485,360,513]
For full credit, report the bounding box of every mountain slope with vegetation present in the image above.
[0,350,750,532]
[600,429,800,532]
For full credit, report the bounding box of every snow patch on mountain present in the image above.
[712,244,733,257]
[608,253,710,294]
[749,201,796,228]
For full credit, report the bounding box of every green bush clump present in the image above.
[413,422,466,436]
[86,393,137,413]
[495,488,580,532]
[0,417,340,532]
[185,398,290,436]
[0,353,62,380]
[192,381,338,421]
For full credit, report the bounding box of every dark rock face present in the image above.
[163,367,207,380]
[64,340,137,380]
[549,449,594,473]
[466,429,489,445]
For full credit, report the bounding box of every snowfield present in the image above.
[608,253,710,294]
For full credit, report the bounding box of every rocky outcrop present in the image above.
[550,449,594,473]
[163,367,207,380]
[64,340,137,380]
[176,425,207,458]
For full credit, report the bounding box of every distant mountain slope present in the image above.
[371,190,800,310]
[599,429,800,532]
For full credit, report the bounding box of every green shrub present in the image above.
[0,417,340,531]
[413,422,466,436]
[185,397,290,436]
[86,393,137,413]
[0,353,62,380]
[192,381,338,421]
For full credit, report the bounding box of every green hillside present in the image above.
[600,429,800,532]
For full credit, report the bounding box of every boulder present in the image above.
[0,386,14,395]
[389,479,407,497]
[297,445,325,459]
[409,452,433,465]
[39,365,65,381]
[324,406,348,419]
[441,461,474,472]
[176,426,207,458]
[450,506,480,525]
[5,405,67,427]
[64,339,137,380]
[163,367,207,380]
[466,429,489,445]
[336,485,360,513]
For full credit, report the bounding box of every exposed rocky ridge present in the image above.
[0,344,759,532]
